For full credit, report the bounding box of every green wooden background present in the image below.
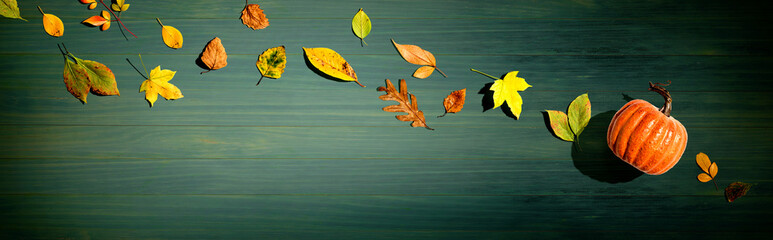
[1,0,772,239]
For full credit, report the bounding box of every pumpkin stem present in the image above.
[648,81,672,117]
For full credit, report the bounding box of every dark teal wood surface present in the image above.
[1,0,771,239]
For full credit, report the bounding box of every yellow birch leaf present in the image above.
[302,47,363,87]
[38,6,63,37]
[157,18,183,49]
[352,8,371,46]
[140,66,183,107]
[697,173,713,182]
[709,162,718,178]
[696,152,711,173]
[256,46,286,84]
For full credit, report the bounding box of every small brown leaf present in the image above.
[377,79,432,130]
[438,88,466,118]
[725,182,752,202]
[198,37,228,73]
[240,2,269,30]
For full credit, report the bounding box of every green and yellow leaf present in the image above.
[352,8,371,46]
[568,93,591,136]
[1,0,26,21]
[257,45,286,80]
[546,110,574,142]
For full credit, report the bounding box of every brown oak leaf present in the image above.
[240,1,269,30]
[438,88,466,118]
[377,79,433,130]
[198,37,227,74]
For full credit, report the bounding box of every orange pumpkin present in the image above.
[607,82,687,175]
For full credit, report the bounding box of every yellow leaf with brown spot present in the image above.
[302,47,363,87]
[157,18,183,49]
[38,6,63,37]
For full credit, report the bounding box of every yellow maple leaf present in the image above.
[471,69,531,119]
[140,66,183,107]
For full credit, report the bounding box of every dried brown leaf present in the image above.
[438,88,466,118]
[377,79,432,130]
[241,3,269,30]
[199,37,227,73]
[725,182,752,202]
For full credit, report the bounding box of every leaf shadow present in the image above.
[570,110,643,183]
[622,93,635,102]
[541,111,562,139]
[302,50,351,83]
[477,82,518,120]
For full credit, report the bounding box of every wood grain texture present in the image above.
[1,0,771,239]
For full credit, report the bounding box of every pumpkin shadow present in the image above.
[302,50,351,83]
[477,82,518,119]
[571,110,643,183]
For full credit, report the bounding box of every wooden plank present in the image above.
[0,126,769,160]
[0,55,770,128]
[0,157,770,195]
[1,18,771,55]
[0,195,769,239]
[14,0,772,20]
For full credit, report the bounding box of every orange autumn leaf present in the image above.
[38,6,63,37]
[377,79,432,130]
[82,15,108,27]
[391,39,446,79]
[240,1,269,30]
[198,37,228,74]
[438,88,466,118]
[696,152,719,190]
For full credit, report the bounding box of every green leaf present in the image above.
[61,52,119,104]
[351,8,371,46]
[0,0,26,21]
[257,45,287,79]
[568,93,591,136]
[546,110,574,142]
[63,58,90,104]
[72,55,119,96]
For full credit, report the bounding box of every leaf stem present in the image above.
[437,112,448,118]
[97,0,137,38]
[156,18,164,26]
[37,6,44,15]
[354,80,366,88]
[436,67,447,78]
[712,178,719,191]
[470,68,498,80]
[138,54,149,78]
[126,58,148,79]
[256,75,264,86]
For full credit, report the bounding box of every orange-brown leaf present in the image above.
[82,15,107,26]
[392,39,436,66]
[240,4,269,30]
[377,79,432,130]
[198,37,228,73]
[438,88,466,117]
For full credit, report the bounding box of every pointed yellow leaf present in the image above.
[489,71,531,118]
[140,66,183,107]
[697,173,713,182]
[2,0,26,21]
[412,66,435,79]
[709,162,718,178]
[302,47,363,87]
[352,8,371,46]
[158,18,183,49]
[122,4,129,11]
[696,152,711,173]
[39,7,64,37]
[111,3,121,11]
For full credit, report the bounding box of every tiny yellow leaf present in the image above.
[111,3,121,12]
[696,152,711,173]
[157,18,183,49]
[89,2,97,10]
[697,173,713,182]
[352,8,371,46]
[42,13,64,37]
[709,162,718,178]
